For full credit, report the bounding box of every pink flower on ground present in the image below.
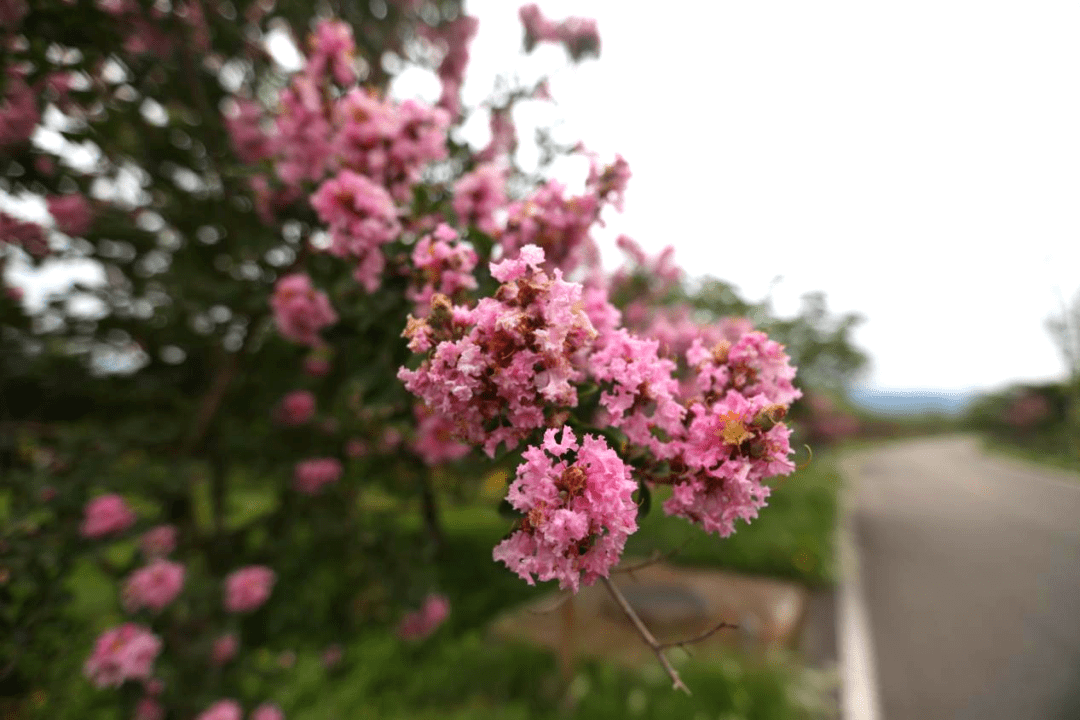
[83,624,162,688]
[250,704,285,720]
[196,699,242,720]
[224,566,275,613]
[293,457,343,494]
[123,560,185,613]
[271,273,338,346]
[211,634,238,665]
[274,390,316,426]
[493,428,638,593]
[81,494,136,538]
[47,194,94,236]
[140,525,177,559]
[397,594,450,641]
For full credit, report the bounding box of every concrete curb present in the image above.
[838,455,882,720]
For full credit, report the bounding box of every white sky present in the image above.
[436,0,1080,393]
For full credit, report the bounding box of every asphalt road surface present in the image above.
[843,435,1080,720]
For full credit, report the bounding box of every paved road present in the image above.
[843,435,1080,720]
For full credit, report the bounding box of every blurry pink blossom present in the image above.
[81,494,136,538]
[224,566,275,613]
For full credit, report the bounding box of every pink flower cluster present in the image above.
[417,15,479,119]
[140,525,177,558]
[47,194,94,237]
[397,593,450,641]
[83,623,162,688]
[211,633,238,665]
[499,180,599,274]
[274,390,316,426]
[306,19,357,87]
[687,331,802,407]
[493,428,638,592]
[586,154,631,213]
[0,69,38,148]
[477,107,516,163]
[407,223,478,311]
[411,405,471,466]
[293,457,343,494]
[518,4,601,61]
[0,212,48,259]
[399,245,596,456]
[123,559,185,613]
[453,164,507,236]
[271,273,338,346]
[272,75,334,186]
[195,700,285,720]
[310,170,402,292]
[588,329,685,458]
[81,494,136,538]
[225,98,273,164]
[224,566,275,613]
[331,88,449,202]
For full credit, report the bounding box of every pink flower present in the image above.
[224,566,276,613]
[274,390,316,426]
[453,165,506,236]
[493,428,638,592]
[140,525,177,559]
[250,704,285,720]
[196,699,242,720]
[211,634,238,665]
[411,405,470,466]
[293,457,343,494]
[310,170,401,292]
[272,74,334,186]
[304,348,332,376]
[0,212,49,259]
[83,624,162,688]
[0,69,39,148]
[123,560,185,613]
[133,697,165,720]
[518,4,600,60]
[345,438,367,458]
[397,593,450,641]
[81,494,136,538]
[271,273,338,346]
[417,16,479,119]
[407,223,478,311]
[225,99,272,163]
[499,180,599,274]
[400,245,598,457]
[321,644,343,668]
[47,194,94,236]
[306,19,357,86]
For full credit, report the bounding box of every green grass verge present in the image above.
[979,435,1080,478]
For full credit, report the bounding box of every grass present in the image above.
[979,434,1080,478]
[13,450,842,720]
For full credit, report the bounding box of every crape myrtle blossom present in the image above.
[293,457,343,494]
[224,98,272,164]
[274,390,316,426]
[211,634,238,665]
[587,329,685,459]
[224,566,275,613]
[687,331,801,407]
[0,68,38,148]
[411,404,471,466]
[310,170,401,292]
[195,699,242,720]
[397,593,450,640]
[518,3,601,61]
[305,19,357,87]
[0,212,48,259]
[406,223,478,312]
[271,273,338,346]
[133,697,165,720]
[46,193,94,236]
[476,107,516,163]
[80,494,136,538]
[399,245,597,457]
[122,559,185,613]
[417,15,480,119]
[452,164,506,236]
[251,704,285,720]
[83,623,162,688]
[498,180,599,274]
[140,525,177,559]
[585,154,631,213]
[272,74,334,187]
[493,428,638,592]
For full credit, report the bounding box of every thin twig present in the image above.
[612,538,693,577]
[600,576,690,695]
[658,619,738,654]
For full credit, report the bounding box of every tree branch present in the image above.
[600,576,690,694]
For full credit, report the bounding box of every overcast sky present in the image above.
[421,0,1080,393]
